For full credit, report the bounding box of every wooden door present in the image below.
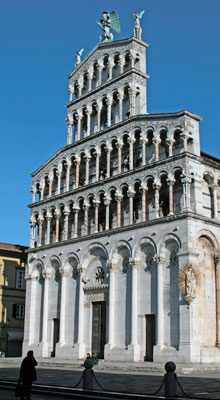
[92,302,106,359]
[145,314,155,361]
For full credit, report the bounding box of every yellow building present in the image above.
[0,243,27,357]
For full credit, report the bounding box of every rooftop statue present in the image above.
[97,11,120,43]
[75,48,84,68]
[133,10,145,40]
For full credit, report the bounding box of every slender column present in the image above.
[74,208,79,237]
[76,111,83,141]
[68,86,73,102]
[128,190,135,225]
[84,156,90,185]
[59,268,70,345]
[37,218,43,247]
[141,187,147,222]
[63,211,69,240]
[48,179,52,198]
[104,197,111,230]
[86,106,92,137]
[153,138,160,162]
[107,59,114,80]
[46,214,51,245]
[65,162,71,192]
[107,96,113,127]
[55,211,60,242]
[96,102,102,132]
[94,202,100,233]
[83,204,89,235]
[107,260,116,345]
[115,193,123,228]
[129,258,139,345]
[31,189,36,203]
[117,142,123,174]
[166,138,174,157]
[39,184,44,201]
[210,184,218,219]
[88,70,93,91]
[128,138,135,170]
[153,256,166,347]
[181,133,188,152]
[181,175,192,210]
[98,64,103,86]
[117,90,123,122]
[106,147,112,178]
[57,170,61,195]
[119,54,125,74]
[29,222,35,248]
[42,270,52,346]
[75,160,80,188]
[77,266,85,346]
[77,81,83,97]
[140,138,147,166]
[95,152,100,181]
[28,272,38,344]
[128,87,136,116]
[214,255,220,347]
[66,118,73,145]
[153,183,160,218]
[167,179,175,215]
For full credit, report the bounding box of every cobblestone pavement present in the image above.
[1,366,220,399]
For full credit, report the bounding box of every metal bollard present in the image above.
[82,358,94,390]
[164,361,177,397]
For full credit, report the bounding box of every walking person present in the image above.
[19,350,38,400]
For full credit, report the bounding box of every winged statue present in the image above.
[97,11,121,43]
[133,10,145,40]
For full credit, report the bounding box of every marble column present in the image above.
[107,261,116,346]
[128,87,136,116]
[66,119,73,145]
[153,256,166,347]
[55,211,60,242]
[57,170,61,195]
[46,214,51,245]
[94,202,100,233]
[210,184,218,219]
[63,211,69,240]
[181,133,188,152]
[41,269,52,355]
[88,70,93,91]
[106,147,112,178]
[29,222,35,248]
[107,96,113,127]
[129,258,139,345]
[140,138,147,166]
[59,268,70,346]
[128,138,134,170]
[117,142,123,174]
[31,189,36,203]
[107,60,114,80]
[96,102,102,132]
[95,152,100,181]
[28,272,38,344]
[141,188,147,222]
[83,204,89,235]
[86,106,92,137]
[167,179,175,215]
[76,265,86,357]
[104,197,111,230]
[128,190,135,225]
[153,138,160,162]
[166,138,174,157]
[215,255,220,347]
[117,91,123,122]
[153,184,160,218]
[85,156,90,185]
[74,208,79,237]
[65,162,71,192]
[37,218,43,247]
[115,193,123,228]
[98,64,103,86]
[48,179,52,198]
[75,160,80,188]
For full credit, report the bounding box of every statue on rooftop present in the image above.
[133,10,145,40]
[97,11,120,43]
[75,48,84,68]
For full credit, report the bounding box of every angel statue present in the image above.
[133,10,145,40]
[97,11,120,43]
[75,48,84,68]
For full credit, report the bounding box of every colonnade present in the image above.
[32,128,191,203]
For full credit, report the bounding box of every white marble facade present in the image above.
[23,28,220,363]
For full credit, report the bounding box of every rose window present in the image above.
[94,267,105,284]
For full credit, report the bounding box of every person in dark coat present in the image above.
[19,350,38,400]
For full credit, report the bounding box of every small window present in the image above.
[16,270,25,290]
[13,304,25,319]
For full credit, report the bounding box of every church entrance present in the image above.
[51,318,60,357]
[145,314,155,361]
[92,302,106,359]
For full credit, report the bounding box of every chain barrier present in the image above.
[72,372,83,388]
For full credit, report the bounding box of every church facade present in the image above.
[23,18,220,363]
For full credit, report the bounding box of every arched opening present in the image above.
[98,193,106,232]
[121,135,130,172]
[146,178,154,221]
[99,144,107,180]
[159,129,168,160]
[51,169,58,196]
[110,139,118,177]
[133,182,142,224]
[88,196,95,234]
[68,202,74,240]
[173,170,183,214]
[202,175,213,218]
[79,152,86,187]
[146,129,154,164]
[159,175,169,217]
[121,186,129,227]
[133,129,142,168]
[89,148,96,184]
[109,189,117,229]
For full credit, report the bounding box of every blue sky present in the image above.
[1,0,220,246]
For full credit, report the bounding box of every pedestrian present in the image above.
[19,350,38,400]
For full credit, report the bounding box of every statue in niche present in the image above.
[97,11,120,43]
[133,10,145,40]
[185,265,196,295]
[179,264,200,305]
